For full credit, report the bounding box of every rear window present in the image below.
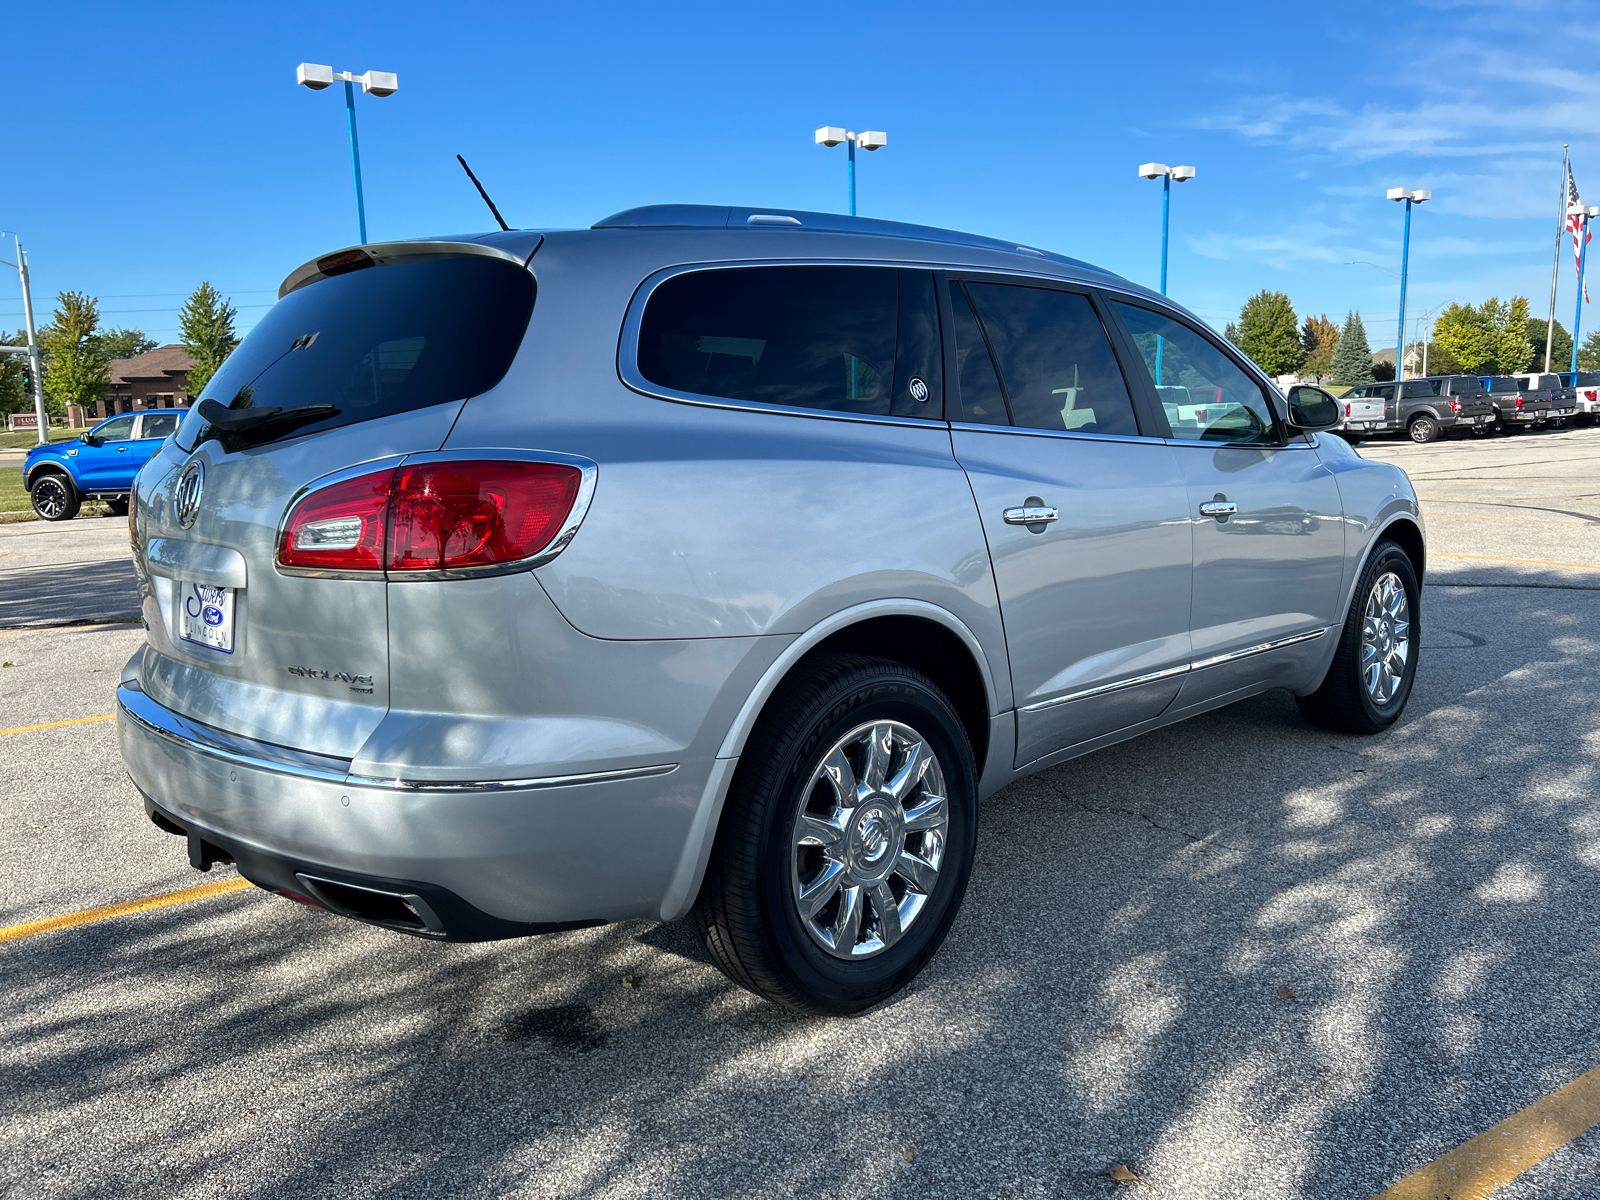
[175,254,535,452]
[1447,377,1485,395]
[637,266,898,416]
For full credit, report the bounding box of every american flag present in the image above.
[1570,170,1592,304]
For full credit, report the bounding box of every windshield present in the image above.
[174,254,535,453]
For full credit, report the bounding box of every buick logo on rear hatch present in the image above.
[173,460,204,529]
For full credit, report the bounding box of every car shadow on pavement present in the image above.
[4,587,1600,1199]
[0,558,140,626]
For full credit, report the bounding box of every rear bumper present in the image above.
[117,681,714,936]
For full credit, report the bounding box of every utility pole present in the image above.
[0,235,48,444]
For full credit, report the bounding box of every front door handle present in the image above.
[1198,499,1237,519]
[116,445,128,452]
[1003,505,1059,525]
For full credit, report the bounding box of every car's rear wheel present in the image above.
[30,474,80,522]
[691,654,977,1015]
[1297,540,1419,735]
[1408,414,1440,444]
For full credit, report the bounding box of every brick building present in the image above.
[90,344,197,420]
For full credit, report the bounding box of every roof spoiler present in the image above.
[278,235,543,298]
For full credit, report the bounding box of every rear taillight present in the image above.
[1343,402,1351,417]
[1516,397,1524,408]
[1450,399,1461,414]
[279,470,392,572]
[278,460,583,576]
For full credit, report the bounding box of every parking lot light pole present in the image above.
[1138,163,1196,296]
[815,128,887,216]
[1571,204,1599,372]
[297,63,399,245]
[1387,187,1430,381]
[0,234,48,444]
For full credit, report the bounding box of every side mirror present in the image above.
[1285,385,1341,432]
[80,432,102,447]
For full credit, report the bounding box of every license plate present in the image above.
[180,582,235,653]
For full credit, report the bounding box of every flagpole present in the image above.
[1546,145,1569,373]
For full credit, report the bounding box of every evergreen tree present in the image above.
[1236,290,1303,376]
[1330,310,1374,387]
[39,292,108,418]
[1579,330,1600,371]
[1299,314,1339,381]
[179,282,238,398]
[1224,321,1240,344]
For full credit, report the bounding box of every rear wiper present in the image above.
[198,398,339,447]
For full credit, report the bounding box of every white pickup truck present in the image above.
[1334,385,1398,439]
[1562,370,1600,417]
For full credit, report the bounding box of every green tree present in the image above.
[1432,302,1494,373]
[1236,290,1303,376]
[1299,314,1339,381]
[39,292,108,418]
[1525,317,1572,374]
[1420,339,1462,376]
[1224,321,1240,344]
[178,282,238,398]
[1579,330,1600,371]
[1330,310,1374,387]
[1494,297,1533,374]
[0,331,32,417]
[90,327,157,363]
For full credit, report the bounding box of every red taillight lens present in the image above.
[278,469,393,572]
[388,461,582,572]
[1516,397,1524,408]
[1344,402,1351,417]
[1450,399,1461,413]
[277,459,583,575]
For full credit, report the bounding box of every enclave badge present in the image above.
[173,460,204,529]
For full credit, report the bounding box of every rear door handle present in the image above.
[1003,505,1059,525]
[1198,500,1237,518]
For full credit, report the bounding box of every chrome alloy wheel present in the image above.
[1361,571,1411,704]
[790,720,949,960]
[32,476,69,519]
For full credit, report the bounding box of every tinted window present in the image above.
[1402,381,1438,398]
[174,255,535,452]
[94,415,137,441]
[1447,376,1484,395]
[947,282,1007,425]
[638,266,898,416]
[1113,303,1277,444]
[140,412,180,440]
[964,283,1137,436]
[1371,384,1397,400]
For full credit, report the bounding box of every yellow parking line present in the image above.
[0,876,254,945]
[1431,553,1600,571]
[0,714,115,736]
[1373,1060,1600,1199]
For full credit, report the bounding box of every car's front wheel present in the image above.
[30,474,80,522]
[1297,540,1419,735]
[691,654,977,1015]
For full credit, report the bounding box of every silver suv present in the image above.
[119,206,1424,1015]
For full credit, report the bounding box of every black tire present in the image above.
[1296,540,1420,735]
[691,654,978,1016]
[1471,421,1493,437]
[29,473,80,522]
[106,499,129,517]
[1408,414,1440,444]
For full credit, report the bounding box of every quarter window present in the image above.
[964,283,1138,436]
[637,266,899,416]
[1114,303,1278,444]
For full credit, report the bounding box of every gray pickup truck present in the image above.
[1339,377,1492,442]
[1482,375,1550,432]
[1518,372,1577,427]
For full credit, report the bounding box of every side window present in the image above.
[139,412,180,440]
[1372,384,1396,401]
[946,282,1007,425]
[637,266,898,416]
[1113,303,1278,444]
[964,283,1138,436]
[94,415,137,441]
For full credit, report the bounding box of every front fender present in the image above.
[22,451,77,490]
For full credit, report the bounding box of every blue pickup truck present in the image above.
[22,409,185,521]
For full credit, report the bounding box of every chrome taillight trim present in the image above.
[271,449,598,581]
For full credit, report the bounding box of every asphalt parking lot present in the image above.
[4,427,1600,1199]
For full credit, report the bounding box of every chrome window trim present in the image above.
[272,449,599,582]
[1017,628,1330,714]
[118,681,676,793]
[948,420,1172,448]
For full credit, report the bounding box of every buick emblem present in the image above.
[173,460,205,529]
[908,376,929,403]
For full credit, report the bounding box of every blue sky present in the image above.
[1,0,1596,352]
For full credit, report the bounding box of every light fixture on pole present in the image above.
[816,127,886,216]
[1570,203,1599,372]
[297,63,399,245]
[1387,187,1430,381]
[1138,163,1196,297]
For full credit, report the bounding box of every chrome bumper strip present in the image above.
[116,682,677,793]
[1018,627,1331,714]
